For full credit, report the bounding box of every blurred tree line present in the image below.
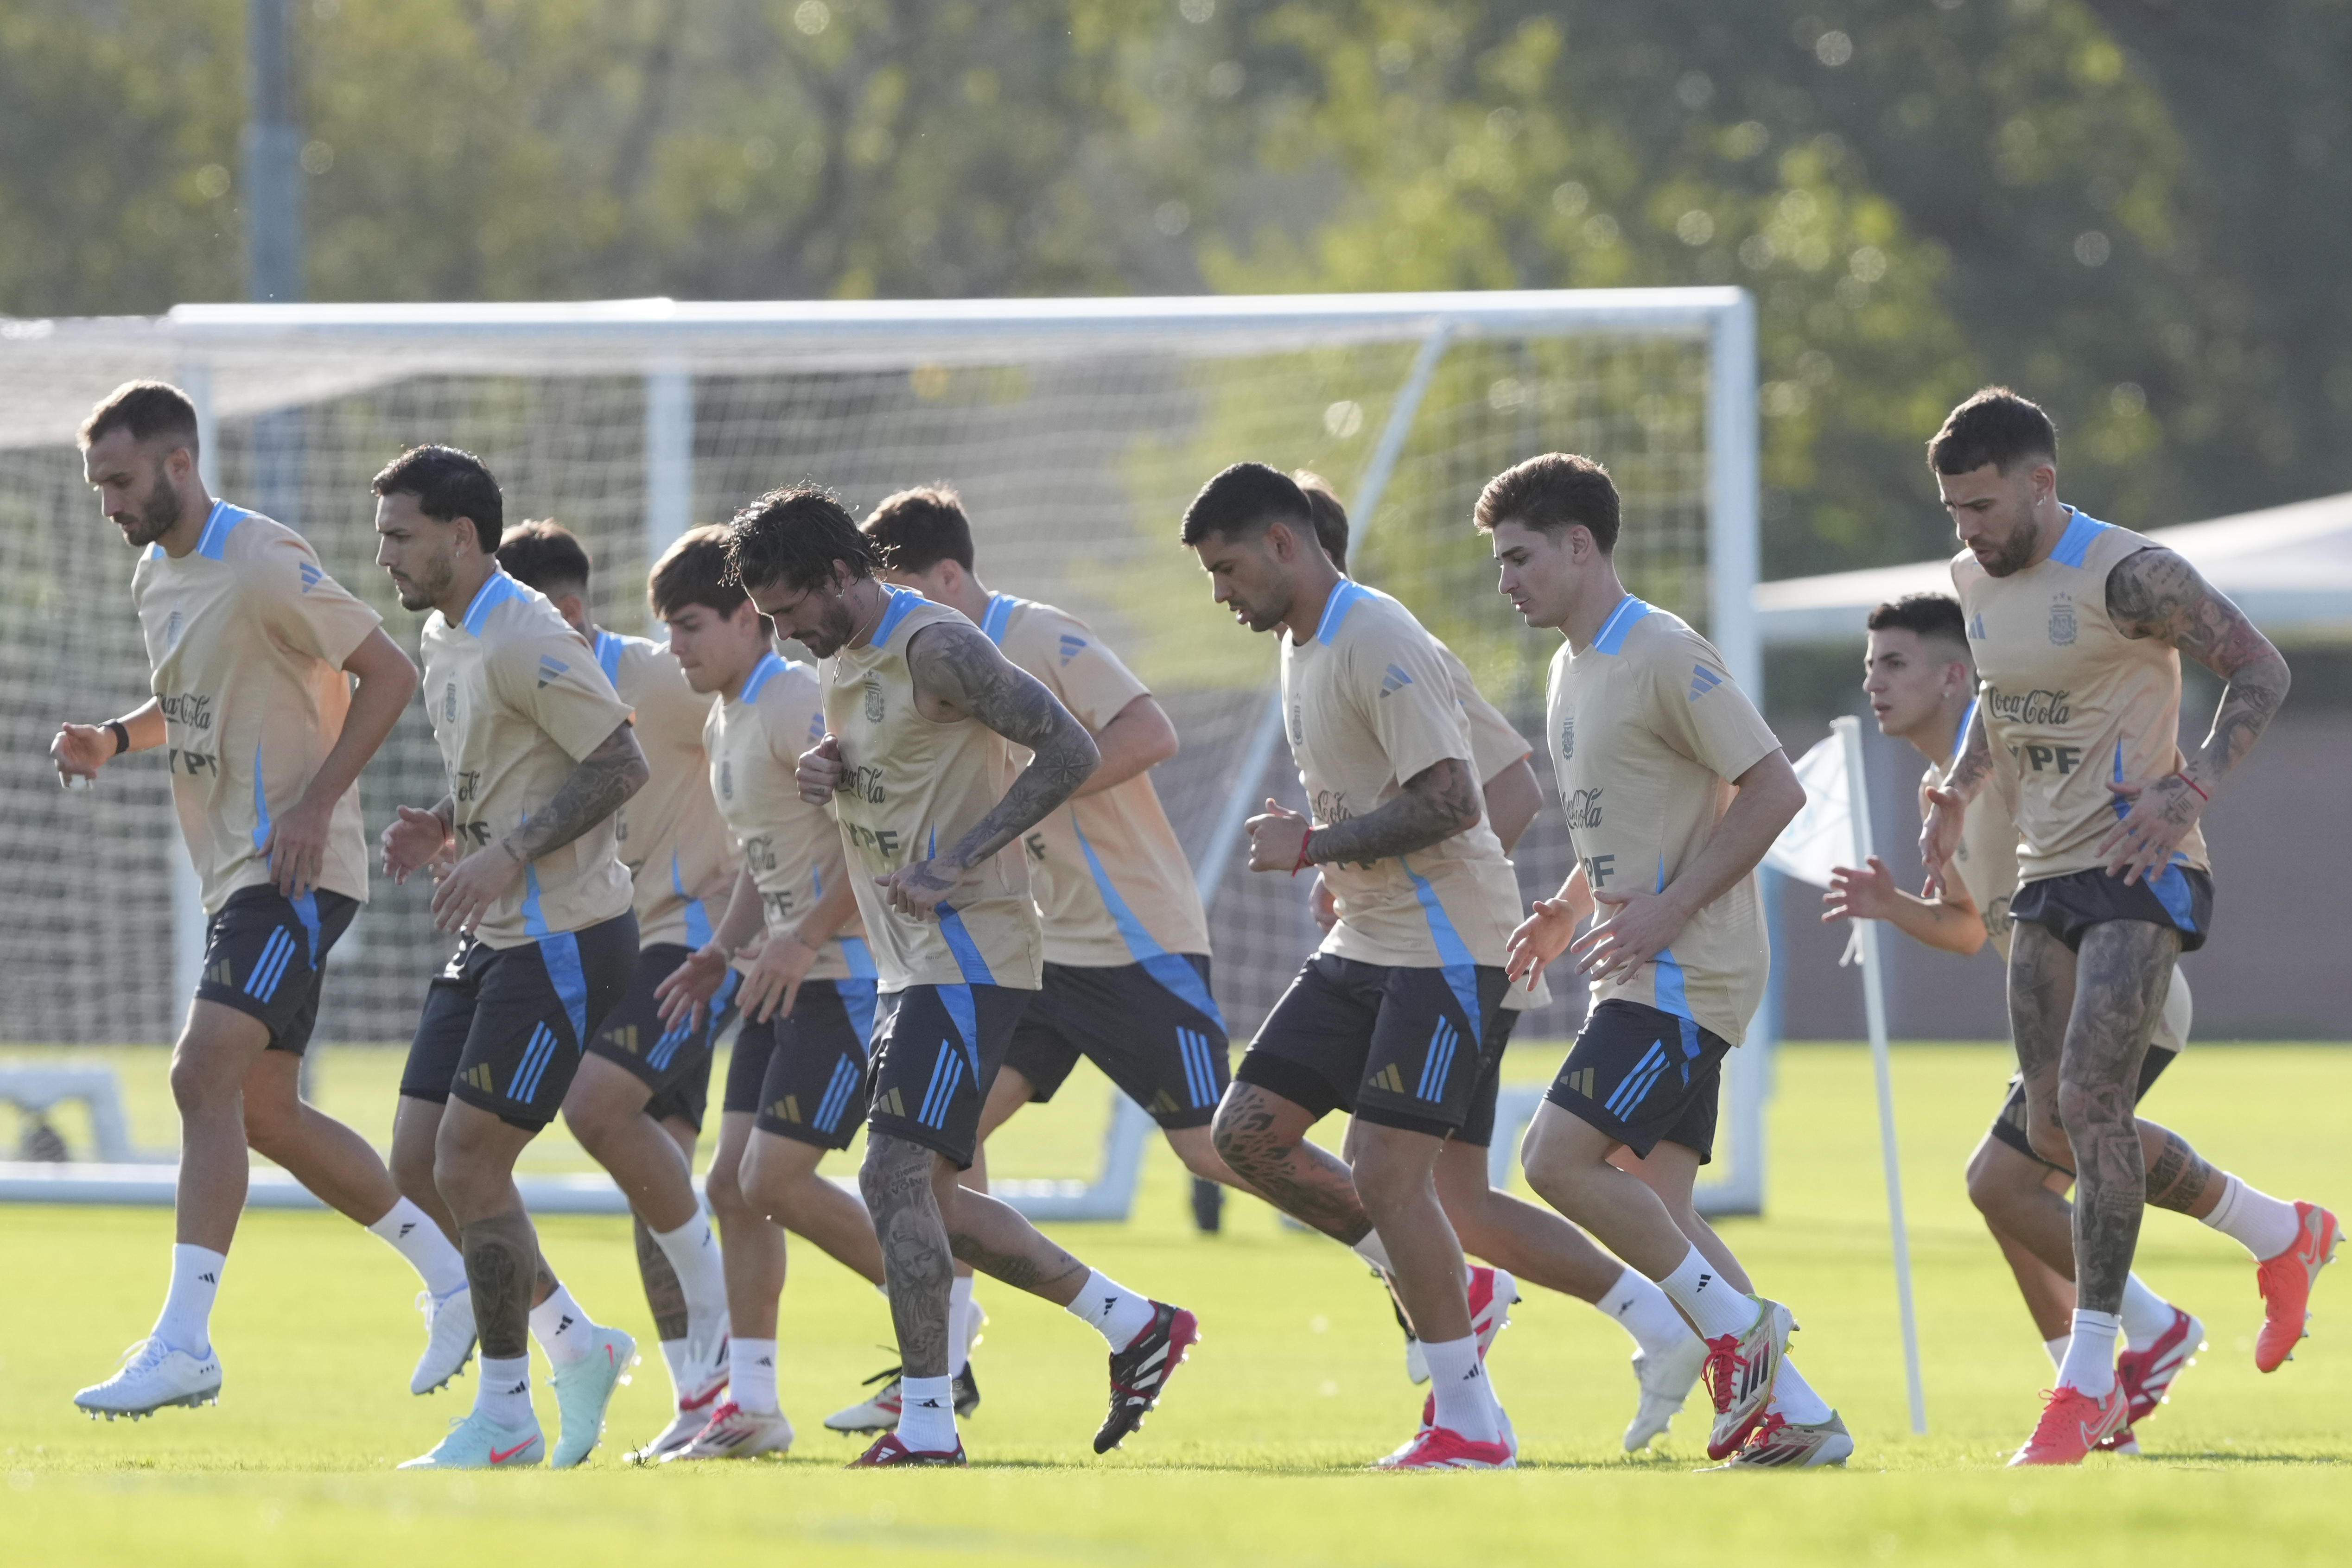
[2,0,2346,580]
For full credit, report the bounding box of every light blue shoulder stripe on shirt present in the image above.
[1070,819,1224,1028]
[593,630,626,685]
[1591,594,1652,655]
[980,594,1015,646]
[195,500,252,561]
[871,585,922,647]
[460,570,529,636]
[1401,856,1484,1046]
[2049,508,2110,569]
[738,651,787,704]
[1314,580,1375,646]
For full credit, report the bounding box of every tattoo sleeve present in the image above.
[2106,546,2291,787]
[1943,700,1995,801]
[501,721,649,864]
[905,622,1100,870]
[1305,755,1481,866]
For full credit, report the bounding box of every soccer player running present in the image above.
[1482,453,1850,1470]
[373,447,649,1471]
[1183,463,1523,1471]
[732,487,1196,1467]
[494,522,741,1460]
[57,381,471,1421]
[1830,592,2217,1451]
[644,525,895,1461]
[1293,474,1709,1451]
[1916,389,2333,1466]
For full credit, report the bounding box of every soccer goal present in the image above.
[0,289,1770,1216]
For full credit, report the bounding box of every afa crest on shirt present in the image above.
[2048,594,2077,646]
[863,676,885,723]
[442,682,458,722]
[1557,716,1575,760]
[719,759,733,800]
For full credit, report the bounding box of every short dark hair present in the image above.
[496,519,592,596]
[725,485,872,595]
[862,485,975,574]
[649,525,752,620]
[1867,592,1970,656]
[1292,470,1351,571]
[1180,462,1316,547]
[80,381,199,451]
[1473,452,1621,553]
[372,444,506,552]
[1928,387,2058,476]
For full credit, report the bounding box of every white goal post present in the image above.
[0,288,1769,1217]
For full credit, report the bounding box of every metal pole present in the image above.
[1189,322,1452,901]
[1835,714,1928,1435]
[643,366,693,631]
[242,0,303,303]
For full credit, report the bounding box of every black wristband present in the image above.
[107,721,130,756]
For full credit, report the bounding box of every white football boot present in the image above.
[398,1409,545,1469]
[661,1399,795,1461]
[75,1338,222,1420]
[1623,1332,1709,1451]
[547,1326,637,1469]
[411,1286,478,1396]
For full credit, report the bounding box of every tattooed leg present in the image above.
[2058,920,2179,1314]
[461,1211,540,1360]
[2007,920,2076,1171]
[859,1132,954,1381]
[432,1099,544,1358]
[1210,1082,1372,1243]
[633,1217,689,1342]
[2140,1118,2222,1218]
[933,1159,1091,1308]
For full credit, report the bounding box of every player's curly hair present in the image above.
[724,485,872,595]
[1473,452,1620,553]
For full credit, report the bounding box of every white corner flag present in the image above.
[1765,716,1927,1435]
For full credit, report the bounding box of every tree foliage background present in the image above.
[3,0,2347,584]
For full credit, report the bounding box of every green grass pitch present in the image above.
[0,1041,2344,1566]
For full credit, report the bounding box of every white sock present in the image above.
[365,1199,467,1297]
[2200,1173,2303,1261]
[2119,1272,2177,1346]
[1421,1334,1502,1444]
[658,1339,691,1401]
[529,1283,603,1367]
[1349,1231,1395,1272]
[1064,1268,1157,1351]
[1766,1356,1834,1424]
[895,1373,957,1453]
[731,1337,779,1416]
[2043,1335,2071,1373]
[152,1243,227,1356]
[2058,1309,2121,1397]
[948,1276,976,1376]
[1656,1245,1759,1340]
[474,1352,534,1426]
[648,1213,728,1331]
[1594,1265,1696,1358]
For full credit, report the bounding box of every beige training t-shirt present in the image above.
[1282,581,1522,973]
[133,501,382,912]
[824,587,1041,992]
[591,630,737,951]
[1544,596,1781,1046]
[1952,509,2209,886]
[976,592,1214,971]
[706,650,870,986]
[419,570,635,947]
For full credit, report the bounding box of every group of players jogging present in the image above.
[52,376,2335,1471]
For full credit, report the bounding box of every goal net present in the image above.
[0,291,1769,1213]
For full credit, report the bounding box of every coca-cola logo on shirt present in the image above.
[159,691,213,731]
[1984,686,2072,726]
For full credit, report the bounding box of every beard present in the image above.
[1977,522,2039,578]
[389,553,452,613]
[119,461,181,548]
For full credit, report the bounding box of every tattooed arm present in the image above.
[2099,546,2291,882]
[1245,756,1481,876]
[882,620,1100,918]
[1920,700,1992,897]
[429,722,649,933]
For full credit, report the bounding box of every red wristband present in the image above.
[1291,826,1315,876]
[2174,770,2209,802]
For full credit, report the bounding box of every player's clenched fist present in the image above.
[381,803,453,884]
[50,723,114,788]
[797,733,845,805]
[1244,798,1313,873]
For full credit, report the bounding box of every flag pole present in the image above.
[1831,715,1927,1435]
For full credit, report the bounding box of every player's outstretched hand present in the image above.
[381,805,453,884]
[797,734,846,805]
[1308,871,1338,934]
[1245,799,1311,874]
[430,841,523,934]
[2098,774,2205,886]
[1919,785,1966,897]
[51,723,112,789]
[1822,856,1898,924]
[1570,886,1689,986]
[263,796,334,898]
[1505,896,1582,990]
[738,928,819,1025]
[655,942,731,1032]
[876,856,961,921]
